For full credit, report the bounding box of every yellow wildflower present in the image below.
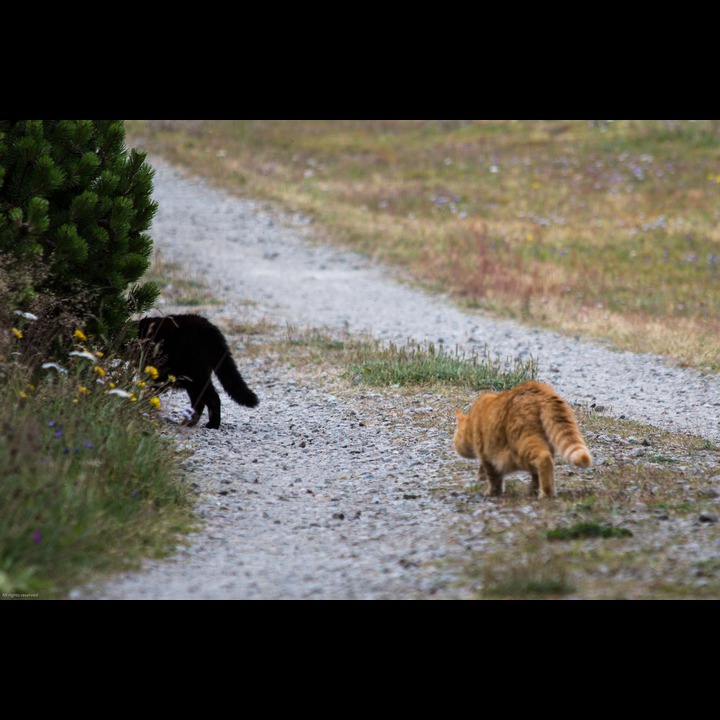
[19,391,28,399]
[73,329,88,342]
[77,385,91,395]
[137,381,146,388]
[130,395,137,403]
[95,351,104,358]
[93,365,106,378]
[12,327,23,339]
[149,397,161,409]
[144,365,159,380]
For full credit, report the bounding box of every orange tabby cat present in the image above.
[453,380,591,499]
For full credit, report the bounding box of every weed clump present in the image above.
[345,340,537,389]
[546,522,633,541]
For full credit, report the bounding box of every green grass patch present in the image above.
[694,558,720,573]
[546,522,633,540]
[647,454,678,464]
[344,340,537,389]
[484,573,575,598]
[480,556,575,598]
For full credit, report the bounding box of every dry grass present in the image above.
[143,249,221,309]
[126,119,720,371]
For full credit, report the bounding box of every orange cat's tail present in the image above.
[540,397,592,468]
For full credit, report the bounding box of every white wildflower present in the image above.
[14,310,39,320]
[42,362,68,374]
[69,350,97,361]
[108,389,133,398]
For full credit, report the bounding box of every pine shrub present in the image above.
[0,120,159,345]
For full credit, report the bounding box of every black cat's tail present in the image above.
[214,352,259,408]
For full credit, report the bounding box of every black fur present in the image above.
[137,314,258,429]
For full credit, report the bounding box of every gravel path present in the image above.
[72,158,720,600]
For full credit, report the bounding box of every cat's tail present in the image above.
[214,353,259,408]
[541,398,592,468]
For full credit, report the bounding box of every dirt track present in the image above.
[71,158,720,600]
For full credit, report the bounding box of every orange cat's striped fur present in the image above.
[453,380,591,499]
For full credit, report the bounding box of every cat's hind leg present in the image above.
[526,443,556,498]
[201,381,222,429]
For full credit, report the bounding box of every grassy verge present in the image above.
[0,251,221,600]
[125,119,720,371]
[0,322,195,599]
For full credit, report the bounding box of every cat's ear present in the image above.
[454,408,465,420]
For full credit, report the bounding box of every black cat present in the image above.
[137,314,259,429]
